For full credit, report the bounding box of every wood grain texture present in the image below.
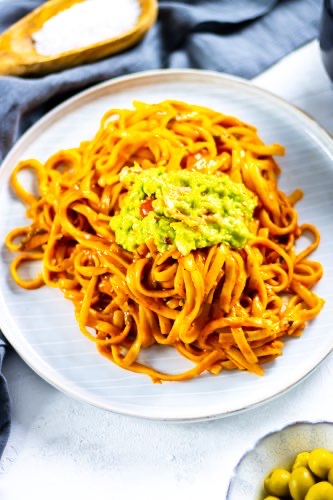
[0,0,157,76]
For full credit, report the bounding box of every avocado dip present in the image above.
[110,166,257,256]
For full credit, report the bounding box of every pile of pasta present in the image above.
[5,100,324,382]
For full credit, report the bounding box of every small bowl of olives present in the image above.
[226,421,333,500]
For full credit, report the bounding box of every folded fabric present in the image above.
[0,0,322,458]
[0,0,321,162]
[0,335,10,459]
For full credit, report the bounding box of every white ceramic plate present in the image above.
[227,421,333,499]
[0,70,333,422]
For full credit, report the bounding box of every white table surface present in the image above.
[1,40,333,500]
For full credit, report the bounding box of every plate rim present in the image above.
[1,68,333,422]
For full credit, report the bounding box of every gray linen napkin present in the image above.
[0,334,10,458]
[0,0,322,458]
[0,0,322,161]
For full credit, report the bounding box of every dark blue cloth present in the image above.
[0,334,10,459]
[0,0,322,458]
[0,0,322,161]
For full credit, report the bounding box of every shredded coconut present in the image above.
[33,0,141,56]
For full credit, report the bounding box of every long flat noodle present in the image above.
[5,100,324,382]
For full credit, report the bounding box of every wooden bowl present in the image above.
[0,0,158,77]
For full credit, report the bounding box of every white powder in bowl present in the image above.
[33,0,141,56]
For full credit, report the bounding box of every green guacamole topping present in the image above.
[110,166,257,255]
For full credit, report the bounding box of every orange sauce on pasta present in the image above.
[5,100,324,382]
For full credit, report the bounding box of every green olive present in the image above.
[304,481,333,499]
[289,466,316,500]
[327,467,333,484]
[265,468,291,497]
[328,468,333,485]
[293,452,311,470]
[308,450,333,479]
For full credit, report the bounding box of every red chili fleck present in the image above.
[140,198,154,218]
